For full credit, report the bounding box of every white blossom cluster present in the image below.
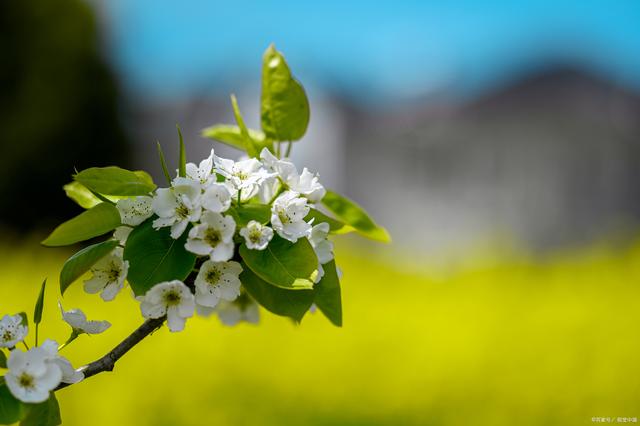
[84,148,334,332]
[0,307,109,403]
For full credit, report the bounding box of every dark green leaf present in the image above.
[33,279,46,325]
[20,394,61,426]
[239,235,316,290]
[240,265,314,322]
[75,166,156,196]
[59,240,119,295]
[314,260,342,326]
[177,125,186,178]
[201,124,273,154]
[0,351,6,369]
[0,383,26,424]
[230,95,260,158]
[227,204,271,227]
[156,141,172,185]
[260,44,310,142]
[123,219,197,296]
[322,190,391,243]
[305,208,352,234]
[41,203,121,247]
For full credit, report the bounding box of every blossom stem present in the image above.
[54,316,165,391]
[237,189,242,204]
[21,341,29,350]
[58,331,80,351]
[285,141,292,158]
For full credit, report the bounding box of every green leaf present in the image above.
[123,219,197,296]
[62,181,101,209]
[177,125,186,178]
[230,95,260,158]
[156,141,172,185]
[201,124,273,153]
[62,182,125,209]
[42,203,121,247]
[240,265,314,322]
[239,235,317,290]
[227,204,271,227]
[74,166,156,196]
[305,208,353,234]
[314,260,342,326]
[133,170,155,188]
[260,44,310,142]
[20,394,61,426]
[321,190,391,243]
[0,351,6,369]
[0,383,26,424]
[59,240,119,295]
[33,279,46,326]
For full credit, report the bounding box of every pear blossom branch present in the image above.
[55,316,165,391]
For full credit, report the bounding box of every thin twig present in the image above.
[55,316,165,391]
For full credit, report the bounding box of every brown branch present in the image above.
[55,316,165,391]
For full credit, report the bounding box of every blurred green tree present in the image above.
[0,0,129,229]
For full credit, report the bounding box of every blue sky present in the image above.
[95,0,640,104]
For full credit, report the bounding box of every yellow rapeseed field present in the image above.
[1,237,638,425]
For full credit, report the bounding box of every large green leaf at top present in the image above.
[0,383,26,424]
[123,219,197,296]
[201,124,273,154]
[322,190,391,243]
[20,393,61,426]
[240,265,314,322]
[314,260,342,327]
[239,235,317,290]
[59,239,119,295]
[260,45,310,142]
[227,204,271,227]
[74,166,156,196]
[42,203,121,247]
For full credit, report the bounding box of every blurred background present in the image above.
[1,1,640,425]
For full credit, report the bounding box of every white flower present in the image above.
[84,247,129,301]
[194,260,242,310]
[308,222,334,282]
[113,226,132,244]
[0,314,28,348]
[201,183,232,213]
[186,149,216,188]
[309,223,334,264]
[152,177,202,239]
[39,339,84,385]
[215,156,270,201]
[239,220,273,250]
[59,303,111,335]
[140,280,195,332]
[271,191,312,242]
[215,296,260,326]
[116,196,153,226]
[291,168,325,203]
[184,211,236,261]
[4,345,62,403]
[260,148,325,202]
